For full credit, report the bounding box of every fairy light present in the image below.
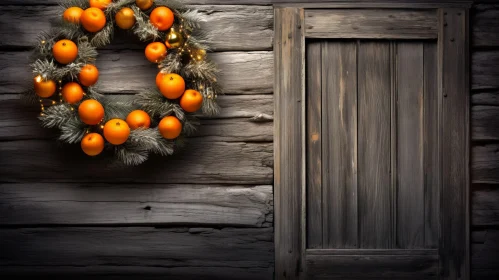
[35,75,42,83]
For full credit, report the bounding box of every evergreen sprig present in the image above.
[27,0,222,166]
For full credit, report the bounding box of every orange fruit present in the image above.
[180,89,203,113]
[78,99,105,125]
[103,119,130,145]
[52,39,78,64]
[62,82,84,104]
[34,76,56,98]
[81,7,107,33]
[156,72,167,88]
[136,0,154,10]
[145,42,167,63]
[63,7,84,24]
[158,116,182,139]
[159,73,185,99]
[115,7,136,30]
[81,133,105,156]
[150,7,174,31]
[126,110,151,129]
[78,64,99,87]
[90,0,112,10]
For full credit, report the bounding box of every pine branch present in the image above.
[128,128,175,156]
[183,115,199,136]
[59,0,89,9]
[106,0,136,15]
[21,88,40,105]
[115,143,149,166]
[158,51,183,73]
[39,104,76,129]
[132,6,162,41]
[201,96,221,116]
[91,22,114,48]
[59,118,87,144]
[76,36,98,64]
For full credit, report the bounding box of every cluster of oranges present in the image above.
[34,0,204,157]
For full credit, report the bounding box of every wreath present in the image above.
[23,0,221,166]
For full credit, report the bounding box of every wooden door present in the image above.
[275,4,471,280]
[306,39,439,278]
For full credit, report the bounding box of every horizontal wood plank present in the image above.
[472,89,499,106]
[472,184,499,226]
[471,229,499,279]
[472,50,499,90]
[0,94,273,142]
[305,254,438,279]
[0,5,273,51]
[305,9,437,39]
[0,184,272,227]
[472,105,499,141]
[0,140,273,184]
[472,144,499,184]
[0,227,274,279]
[472,4,499,47]
[307,249,438,256]
[0,51,273,95]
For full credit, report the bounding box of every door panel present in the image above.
[305,39,439,273]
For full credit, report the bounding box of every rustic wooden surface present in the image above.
[1,0,499,278]
[274,7,304,279]
[0,2,275,278]
[305,9,438,39]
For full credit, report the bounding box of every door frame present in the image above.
[274,1,472,279]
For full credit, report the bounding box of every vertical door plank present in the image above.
[274,7,305,280]
[423,42,439,249]
[396,42,425,249]
[322,41,358,249]
[439,8,470,280]
[306,41,323,249]
[358,41,392,249]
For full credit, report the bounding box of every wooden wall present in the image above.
[1,0,499,279]
[0,1,274,279]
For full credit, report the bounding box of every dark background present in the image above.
[0,0,498,279]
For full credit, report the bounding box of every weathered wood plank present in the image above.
[472,105,499,141]
[472,184,499,226]
[0,95,273,142]
[305,254,438,279]
[274,7,304,280]
[396,42,425,249]
[472,4,499,47]
[472,50,499,90]
[0,184,272,227]
[423,42,439,248]
[306,41,323,249]
[0,227,274,279]
[0,51,273,95]
[305,9,437,39]
[472,90,499,106]
[471,229,499,279]
[472,144,499,184]
[322,41,358,249]
[439,8,470,279]
[358,41,392,249]
[0,140,273,184]
[0,5,273,51]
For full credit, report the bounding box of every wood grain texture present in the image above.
[472,4,499,47]
[0,51,273,95]
[0,5,273,51]
[0,140,273,184]
[472,105,499,141]
[395,42,425,249]
[358,41,392,249]
[0,227,274,279]
[472,185,499,226]
[472,50,499,90]
[274,7,304,279]
[321,41,358,249]
[423,42,440,248]
[472,144,499,184]
[306,41,323,249]
[471,229,499,279]
[305,254,438,279]
[0,184,272,227]
[439,8,470,280]
[472,90,499,106]
[305,9,437,39]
